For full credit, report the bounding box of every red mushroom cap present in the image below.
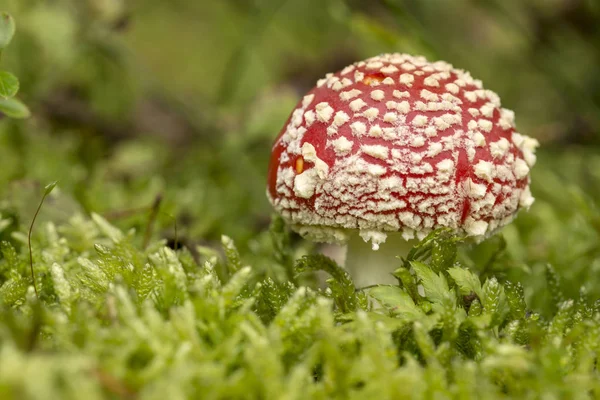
[267,53,538,250]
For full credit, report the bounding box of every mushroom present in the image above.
[267,53,538,282]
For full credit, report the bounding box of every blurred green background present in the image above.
[1,0,600,313]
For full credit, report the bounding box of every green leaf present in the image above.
[0,13,15,50]
[269,214,293,271]
[295,254,358,313]
[91,213,124,242]
[0,70,19,98]
[504,319,529,345]
[468,298,482,316]
[368,285,425,321]
[357,311,409,330]
[393,266,419,302]
[411,261,455,307]
[402,228,463,269]
[504,281,527,320]
[0,96,30,118]
[546,300,574,339]
[481,277,506,326]
[0,241,19,274]
[430,238,457,272]
[135,263,156,301]
[222,235,243,274]
[448,266,482,298]
[545,264,564,307]
[254,277,295,323]
[222,266,253,306]
[413,321,437,363]
[0,275,27,306]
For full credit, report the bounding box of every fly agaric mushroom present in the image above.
[267,53,538,256]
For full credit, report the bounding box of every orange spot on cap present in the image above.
[295,156,304,174]
[363,72,385,86]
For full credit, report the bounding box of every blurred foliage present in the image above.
[0,0,599,398]
[0,11,29,119]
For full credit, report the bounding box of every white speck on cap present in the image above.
[478,119,493,132]
[424,76,440,87]
[302,143,329,178]
[480,103,495,118]
[304,110,316,127]
[359,230,388,250]
[340,89,362,101]
[466,179,487,198]
[424,127,437,137]
[410,136,426,147]
[465,219,488,236]
[366,61,384,69]
[361,144,389,160]
[354,70,365,83]
[445,83,459,94]
[397,101,410,114]
[519,186,535,209]
[371,90,385,101]
[381,65,399,74]
[464,91,477,102]
[315,102,334,122]
[412,115,428,127]
[421,89,439,101]
[302,94,315,108]
[350,121,367,136]
[437,159,454,173]
[341,65,355,75]
[350,98,367,112]
[362,107,379,121]
[384,112,398,123]
[490,138,510,158]
[369,125,383,137]
[513,158,530,179]
[368,164,387,176]
[468,108,480,117]
[331,81,343,91]
[294,169,318,198]
[393,90,410,99]
[474,160,494,182]
[474,132,486,147]
[427,142,443,157]
[330,137,354,155]
[333,111,350,126]
[400,73,414,85]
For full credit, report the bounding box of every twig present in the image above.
[92,368,137,400]
[170,214,179,251]
[102,197,180,251]
[102,206,150,220]
[143,194,162,249]
[216,0,290,105]
[355,284,382,292]
[159,211,179,251]
[28,181,57,297]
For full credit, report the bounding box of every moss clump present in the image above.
[0,216,598,399]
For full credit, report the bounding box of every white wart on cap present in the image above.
[267,53,538,250]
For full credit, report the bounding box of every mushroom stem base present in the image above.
[344,233,417,287]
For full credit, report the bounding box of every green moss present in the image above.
[0,215,597,399]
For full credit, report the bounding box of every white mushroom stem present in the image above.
[321,232,417,287]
